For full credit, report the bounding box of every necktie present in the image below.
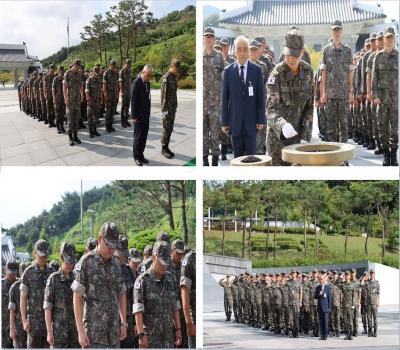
[240,65,245,86]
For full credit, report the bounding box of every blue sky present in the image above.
[0,0,196,59]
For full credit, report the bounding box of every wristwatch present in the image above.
[121,322,128,328]
[138,331,149,339]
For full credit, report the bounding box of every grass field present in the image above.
[204,229,399,268]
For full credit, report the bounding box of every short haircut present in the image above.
[234,35,249,49]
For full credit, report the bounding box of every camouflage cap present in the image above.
[73,59,81,67]
[86,237,97,251]
[312,268,318,273]
[143,244,153,256]
[60,242,77,265]
[280,272,285,276]
[156,231,170,244]
[376,31,384,39]
[170,58,181,68]
[320,269,327,274]
[59,66,65,73]
[35,239,49,256]
[249,39,261,49]
[369,32,377,40]
[6,261,18,274]
[289,25,299,30]
[220,38,229,46]
[283,29,304,58]
[369,269,375,274]
[129,247,142,263]
[213,40,221,49]
[254,36,266,44]
[290,268,295,273]
[20,261,29,274]
[351,268,356,273]
[49,260,60,271]
[153,240,171,266]
[333,270,338,274]
[99,222,121,250]
[49,64,56,70]
[365,38,371,45]
[363,271,368,275]
[109,59,117,66]
[33,71,38,75]
[331,20,342,30]
[384,27,395,37]
[117,235,129,259]
[125,59,132,65]
[345,270,350,275]
[203,27,215,37]
[171,239,185,254]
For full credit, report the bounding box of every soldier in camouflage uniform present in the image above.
[72,222,127,348]
[255,36,276,71]
[103,60,119,133]
[2,261,18,348]
[8,262,28,349]
[281,274,291,335]
[266,28,314,165]
[133,241,182,348]
[288,270,302,338]
[80,66,88,129]
[255,276,263,328]
[320,20,354,144]
[272,274,283,334]
[350,268,361,336]
[310,269,320,337]
[231,276,239,322]
[85,66,102,138]
[340,270,357,340]
[220,37,235,65]
[119,59,132,128]
[203,27,225,166]
[314,68,327,140]
[39,72,48,124]
[44,64,56,128]
[371,27,398,166]
[34,72,43,121]
[28,71,37,118]
[219,276,233,321]
[354,48,366,145]
[63,59,83,146]
[160,58,180,159]
[365,269,380,337]
[360,271,369,334]
[52,66,66,134]
[366,31,385,154]
[300,273,311,335]
[20,239,54,348]
[261,274,270,330]
[329,271,342,337]
[43,242,79,348]
[138,244,153,274]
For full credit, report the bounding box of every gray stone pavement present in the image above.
[203,307,399,349]
[0,88,195,166]
[211,112,392,166]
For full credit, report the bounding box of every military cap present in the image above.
[49,64,56,70]
[351,268,356,273]
[290,268,295,273]
[213,40,221,49]
[365,38,371,45]
[331,20,342,30]
[384,27,395,37]
[49,260,60,270]
[86,237,97,251]
[99,222,121,249]
[125,59,132,65]
[35,239,49,256]
[117,235,129,259]
[376,31,384,39]
[93,66,100,74]
[59,66,65,73]
[249,39,260,49]
[289,25,299,30]
[156,231,170,243]
[39,72,43,76]
[33,71,38,75]
[254,36,266,44]
[6,261,18,274]
[363,271,368,275]
[60,242,77,265]
[143,244,153,256]
[109,59,117,66]
[312,268,318,273]
[369,269,375,274]
[73,59,81,67]
[282,29,304,58]
[297,270,301,274]
[153,240,171,266]
[333,270,338,274]
[171,239,185,254]
[203,27,215,37]
[369,32,377,40]
[220,38,229,46]
[129,247,142,263]
[280,272,286,276]
[345,270,350,275]
[275,273,280,277]
[320,269,327,274]
[171,58,181,68]
[19,261,28,274]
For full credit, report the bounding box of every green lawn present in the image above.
[204,230,399,268]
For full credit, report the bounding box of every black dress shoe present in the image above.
[141,157,149,164]
[135,159,143,166]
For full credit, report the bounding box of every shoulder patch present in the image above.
[141,265,146,273]
[74,262,81,271]
[134,281,141,290]
[182,259,188,267]
[162,78,167,83]
[267,76,276,84]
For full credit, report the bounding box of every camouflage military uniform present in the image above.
[238,279,246,322]
[366,51,381,149]
[29,75,37,117]
[351,278,361,335]
[273,282,283,333]
[231,277,239,322]
[314,68,326,140]
[43,269,79,347]
[103,68,119,130]
[20,262,54,348]
[52,74,66,127]
[353,57,362,140]
[266,60,314,165]
[34,76,42,119]
[320,42,353,142]
[133,266,180,348]
[361,49,374,145]
[81,71,88,122]
[219,278,233,320]
[340,280,357,337]
[64,68,83,133]
[2,277,13,348]
[85,75,102,129]
[255,280,263,327]
[310,277,320,336]
[288,279,301,336]
[120,263,135,348]
[138,257,152,274]
[203,48,225,158]
[160,71,178,146]
[281,281,291,333]
[44,71,55,125]
[365,279,380,335]
[261,281,269,328]
[71,247,126,347]
[119,66,132,122]
[8,278,27,348]
[300,280,312,334]
[371,48,398,153]
[39,76,47,122]
[330,280,342,335]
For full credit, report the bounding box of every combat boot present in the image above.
[357,135,364,145]
[203,156,209,166]
[89,127,94,138]
[56,122,62,134]
[106,122,112,133]
[336,330,340,337]
[374,144,383,154]
[373,328,377,337]
[349,332,353,340]
[79,119,86,129]
[221,144,227,161]
[390,147,398,166]
[367,139,376,150]
[121,117,127,128]
[353,132,359,143]
[165,145,175,158]
[68,131,74,146]
[60,122,66,133]
[212,156,218,166]
[383,149,390,166]
[93,127,100,137]
[125,119,131,127]
[362,327,367,335]
[161,146,172,159]
[363,136,369,148]
[73,131,81,144]
[368,328,372,337]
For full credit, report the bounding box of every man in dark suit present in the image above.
[131,64,153,166]
[314,271,332,340]
[221,35,265,158]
